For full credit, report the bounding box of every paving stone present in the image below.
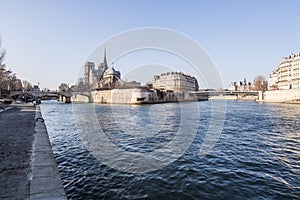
[30,176,63,194]
[29,106,67,199]
[0,104,66,200]
[0,104,35,200]
[29,192,66,200]
[31,165,58,178]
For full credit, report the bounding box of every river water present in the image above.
[40,100,300,199]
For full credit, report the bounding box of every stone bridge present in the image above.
[9,91,91,103]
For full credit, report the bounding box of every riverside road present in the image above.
[0,103,66,200]
[0,104,36,199]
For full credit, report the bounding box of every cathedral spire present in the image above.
[103,47,108,68]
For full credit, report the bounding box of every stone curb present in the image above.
[28,105,67,200]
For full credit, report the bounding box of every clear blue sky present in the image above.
[1,0,300,89]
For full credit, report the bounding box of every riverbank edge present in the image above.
[28,105,67,200]
[256,99,300,104]
[261,89,300,103]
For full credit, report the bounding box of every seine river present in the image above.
[40,100,300,199]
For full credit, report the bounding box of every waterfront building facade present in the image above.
[268,70,279,90]
[268,52,300,90]
[152,72,199,92]
[229,78,253,91]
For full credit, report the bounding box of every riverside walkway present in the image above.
[0,104,66,199]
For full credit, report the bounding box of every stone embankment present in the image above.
[72,88,207,104]
[261,89,300,103]
[0,103,66,200]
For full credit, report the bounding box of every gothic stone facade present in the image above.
[83,50,140,90]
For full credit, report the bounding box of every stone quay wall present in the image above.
[91,88,145,104]
[71,89,140,104]
[263,89,300,103]
[71,94,90,103]
[72,88,203,104]
[30,106,67,199]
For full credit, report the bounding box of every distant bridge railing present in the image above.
[10,90,91,95]
[191,90,260,96]
[9,91,91,103]
[9,91,72,98]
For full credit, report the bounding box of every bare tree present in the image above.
[9,75,23,91]
[0,68,12,93]
[253,75,268,91]
[0,38,23,98]
[69,85,76,92]
[58,83,69,92]
[0,39,6,67]
[0,39,8,94]
[13,79,23,91]
[23,80,33,91]
[75,81,92,92]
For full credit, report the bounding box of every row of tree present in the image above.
[58,82,79,92]
[0,39,34,98]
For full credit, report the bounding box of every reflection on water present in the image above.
[261,103,300,191]
[72,101,205,173]
[40,100,300,199]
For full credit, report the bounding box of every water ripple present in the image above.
[40,100,300,199]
